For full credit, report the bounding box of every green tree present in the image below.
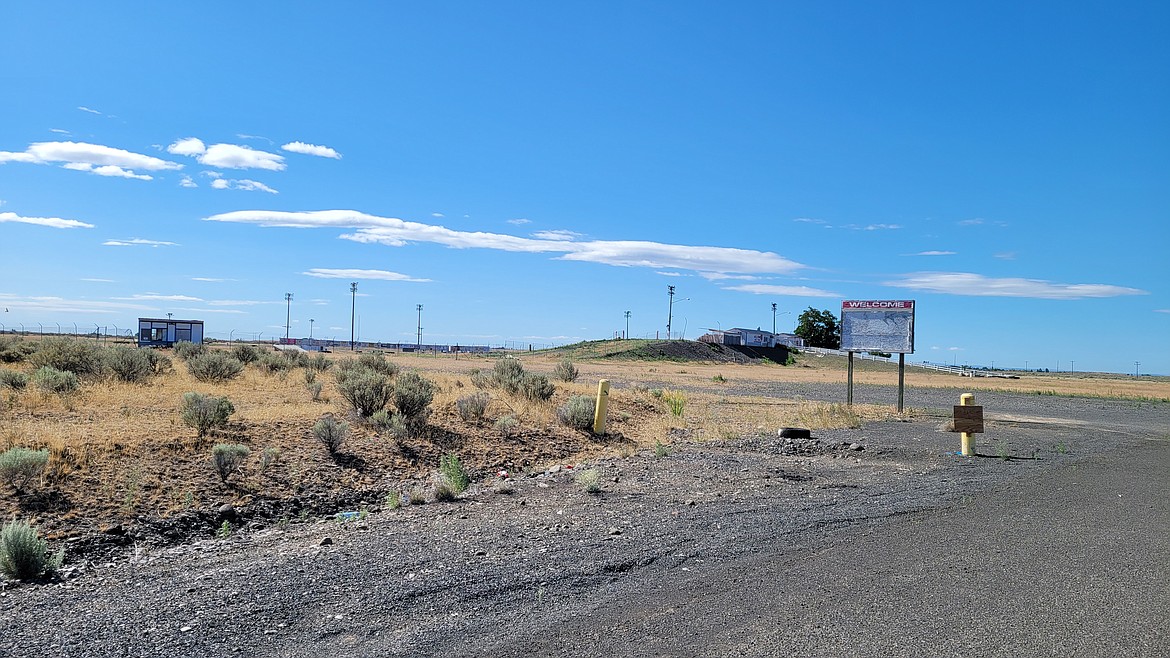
[795,307,841,349]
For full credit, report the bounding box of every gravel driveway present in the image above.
[2,387,1166,657]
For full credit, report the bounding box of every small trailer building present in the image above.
[699,328,806,349]
[138,318,204,348]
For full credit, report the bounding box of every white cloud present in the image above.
[886,272,1148,299]
[507,218,531,225]
[49,128,70,135]
[281,141,341,159]
[179,175,197,188]
[0,141,182,179]
[63,163,153,180]
[656,271,683,277]
[531,229,582,241]
[115,293,203,302]
[167,138,206,156]
[205,209,805,276]
[80,278,115,283]
[174,307,246,315]
[191,277,233,282]
[432,213,445,218]
[211,178,229,189]
[793,217,830,226]
[0,211,94,229]
[205,299,280,307]
[994,252,1017,260]
[700,273,760,281]
[102,238,178,247]
[909,250,956,256]
[0,293,153,314]
[303,268,431,282]
[201,170,223,179]
[723,283,841,298]
[235,179,278,194]
[198,143,285,170]
[844,223,902,231]
[1154,309,1170,314]
[77,106,102,115]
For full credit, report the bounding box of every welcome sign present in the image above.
[840,300,915,354]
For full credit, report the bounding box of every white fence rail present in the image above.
[797,346,1017,378]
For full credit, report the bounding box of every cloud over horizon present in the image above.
[1,211,94,229]
[205,209,805,276]
[887,272,1147,299]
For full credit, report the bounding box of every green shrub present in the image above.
[494,414,518,437]
[29,337,104,377]
[312,416,349,454]
[520,372,555,401]
[0,336,35,364]
[491,358,526,394]
[172,341,207,360]
[337,370,392,417]
[0,369,28,390]
[368,409,397,433]
[180,392,235,437]
[357,352,398,377]
[104,347,157,383]
[392,372,435,436]
[438,454,469,494]
[231,344,262,364]
[277,349,310,369]
[255,353,293,375]
[0,520,62,581]
[142,349,173,375]
[468,368,491,389]
[662,390,686,417]
[553,358,579,383]
[211,444,250,483]
[456,392,491,424]
[557,395,595,430]
[307,353,332,373]
[31,366,80,394]
[306,381,324,402]
[0,447,49,493]
[186,352,245,382]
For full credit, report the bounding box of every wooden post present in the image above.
[847,352,854,406]
[897,353,906,412]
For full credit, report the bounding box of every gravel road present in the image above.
[2,387,1166,657]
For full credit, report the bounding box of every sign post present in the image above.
[840,300,915,412]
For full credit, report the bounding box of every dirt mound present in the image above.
[600,340,755,364]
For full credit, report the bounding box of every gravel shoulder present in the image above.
[2,389,1167,657]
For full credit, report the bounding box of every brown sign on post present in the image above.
[952,405,985,433]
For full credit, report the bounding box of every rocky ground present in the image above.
[3,383,1165,657]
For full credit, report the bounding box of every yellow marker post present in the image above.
[593,379,611,434]
[960,393,975,456]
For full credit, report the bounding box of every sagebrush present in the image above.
[180,392,235,437]
[0,520,63,581]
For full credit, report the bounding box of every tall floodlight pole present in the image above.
[284,292,293,340]
[416,304,423,350]
[350,282,358,351]
[309,318,315,339]
[666,285,676,339]
[1135,361,1140,377]
[624,310,631,339]
[771,302,777,335]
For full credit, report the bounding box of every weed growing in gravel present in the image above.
[180,392,235,438]
[995,440,1011,460]
[312,416,349,455]
[495,414,518,437]
[654,441,672,458]
[384,491,401,509]
[576,468,602,494]
[439,453,470,494]
[662,390,686,417]
[432,481,457,502]
[1054,441,1069,454]
[212,444,250,483]
[712,373,727,383]
[0,447,49,494]
[0,520,62,581]
[216,521,232,539]
[259,447,280,472]
[408,487,429,505]
[557,395,595,431]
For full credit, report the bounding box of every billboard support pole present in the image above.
[897,353,906,412]
[847,352,854,406]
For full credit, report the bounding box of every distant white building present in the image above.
[138,317,204,348]
[699,328,804,348]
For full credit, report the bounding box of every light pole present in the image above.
[284,292,293,341]
[666,285,676,339]
[350,282,358,351]
[771,302,777,335]
[416,304,423,350]
[624,310,631,339]
[309,318,315,340]
[1135,361,1141,377]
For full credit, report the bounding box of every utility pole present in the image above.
[309,318,315,339]
[771,302,777,335]
[1135,361,1141,377]
[666,285,676,339]
[416,304,423,350]
[350,282,358,351]
[624,310,631,339]
[284,292,293,340]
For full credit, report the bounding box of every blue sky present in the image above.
[1,2,1167,374]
